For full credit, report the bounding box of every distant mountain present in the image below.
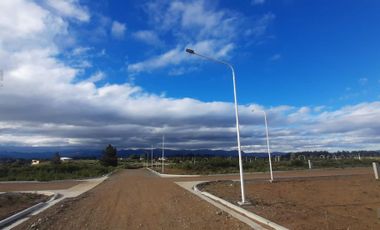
[0,146,100,159]
[1,146,378,160]
[0,146,288,159]
[118,148,288,158]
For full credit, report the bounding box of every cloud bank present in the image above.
[0,0,379,152]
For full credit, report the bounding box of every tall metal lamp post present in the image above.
[161,135,165,173]
[253,109,274,182]
[151,145,154,168]
[185,48,248,205]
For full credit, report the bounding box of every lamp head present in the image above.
[185,48,195,54]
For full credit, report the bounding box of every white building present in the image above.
[60,157,73,162]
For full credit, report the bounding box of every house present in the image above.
[60,157,73,162]
[158,157,167,161]
[31,160,40,165]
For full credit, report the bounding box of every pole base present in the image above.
[237,200,251,206]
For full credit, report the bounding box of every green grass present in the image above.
[167,157,376,174]
[0,160,114,181]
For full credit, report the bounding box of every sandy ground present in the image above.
[202,174,380,230]
[15,169,250,230]
[0,181,81,192]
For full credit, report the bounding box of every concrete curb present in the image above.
[0,192,59,228]
[2,174,108,230]
[146,167,200,178]
[175,181,267,230]
[193,182,289,230]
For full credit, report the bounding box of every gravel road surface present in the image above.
[15,169,250,230]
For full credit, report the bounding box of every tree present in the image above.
[100,144,118,166]
[51,152,61,165]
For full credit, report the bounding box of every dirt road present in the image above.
[15,169,250,230]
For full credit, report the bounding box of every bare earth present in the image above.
[202,174,380,230]
[0,193,49,220]
[156,166,371,180]
[0,181,81,192]
[15,169,250,230]
[7,167,375,229]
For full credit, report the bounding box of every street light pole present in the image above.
[146,151,148,168]
[185,48,248,205]
[162,135,165,173]
[151,145,154,168]
[253,109,274,182]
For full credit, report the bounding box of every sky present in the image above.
[0,0,380,152]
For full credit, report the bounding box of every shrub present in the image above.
[290,159,305,167]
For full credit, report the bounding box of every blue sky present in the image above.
[71,0,380,107]
[0,0,380,151]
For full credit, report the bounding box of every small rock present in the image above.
[216,211,223,215]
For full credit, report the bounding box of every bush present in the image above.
[290,160,305,167]
[0,160,112,181]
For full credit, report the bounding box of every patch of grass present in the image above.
[166,157,374,174]
[0,160,114,181]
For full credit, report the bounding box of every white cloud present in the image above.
[0,0,379,152]
[151,0,241,42]
[45,0,90,22]
[358,77,368,85]
[87,71,105,83]
[71,46,92,56]
[128,47,184,73]
[111,21,126,39]
[0,0,47,39]
[252,0,266,5]
[270,53,281,61]
[245,13,275,37]
[132,30,161,46]
[129,1,275,74]
[128,40,234,74]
